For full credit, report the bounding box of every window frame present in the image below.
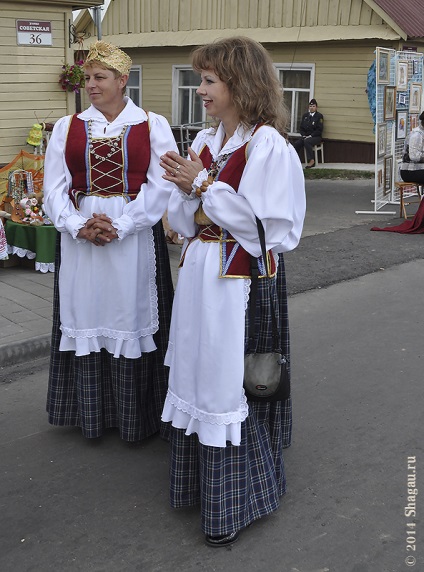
[127,65,142,107]
[275,63,316,136]
[172,65,206,126]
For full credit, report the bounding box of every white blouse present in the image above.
[43,98,177,358]
[161,123,306,447]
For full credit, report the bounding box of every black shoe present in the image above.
[305,160,315,169]
[205,530,240,547]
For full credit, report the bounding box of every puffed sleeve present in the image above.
[43,116,88,237]
[408,130,424,163]
[112,112,179,239]
[201,127,306,257]
[166,130,209,239]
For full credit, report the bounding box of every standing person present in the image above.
[293,99,324,168]
[160,37,305,546]
[43,41,177,442]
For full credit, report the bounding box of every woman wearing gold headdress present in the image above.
[43,41,177,442]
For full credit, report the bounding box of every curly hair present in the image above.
[191,36,289,136]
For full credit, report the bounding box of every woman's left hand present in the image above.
[160,148,204,195]
[79,213,118,246]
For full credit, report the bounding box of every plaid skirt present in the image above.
[46,221,174,442]
[246,253,292,448]
[167,254,291,535]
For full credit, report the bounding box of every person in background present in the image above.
[400,111,424,184]
[160,36,305,547]
[43,41,177,442]
[293,98,324,168]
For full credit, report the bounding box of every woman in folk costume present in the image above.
[43,41,177,442]
[160,37,306,546]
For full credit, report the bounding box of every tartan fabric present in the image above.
[167,255,291,535]
[46,221,173,441]
[169,400,286,536]
[245,253,292,448]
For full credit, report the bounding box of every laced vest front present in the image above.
[65,115,151,209]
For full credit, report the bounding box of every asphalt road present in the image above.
[0,179,423,571]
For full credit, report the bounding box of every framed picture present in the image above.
[409,83,422,113]
[413,59,419,75]
[377,123,387,157]
[398,92,407,106]
[377,168,383,189]
[396,60,408,90]
[384,86,397,120]
[396,111,407,139]
[384,156,393,195]
[410,113,419,129]
[377,48,390,84]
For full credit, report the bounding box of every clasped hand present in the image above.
[77,213,118,246]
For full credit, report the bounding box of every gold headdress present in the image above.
[85,41,132,76]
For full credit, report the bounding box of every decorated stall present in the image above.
[0,150,56,272]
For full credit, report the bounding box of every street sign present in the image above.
[16,20,53,46]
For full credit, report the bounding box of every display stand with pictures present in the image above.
[356,48,423,215]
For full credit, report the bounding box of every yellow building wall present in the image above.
[75,0,401,146]
[0,1,75,164]
[268,40,378,143]
[100,0,384,34]
[82,42,376,144]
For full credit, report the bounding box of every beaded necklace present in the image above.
[87,119,128,161]
[208,153,231,180]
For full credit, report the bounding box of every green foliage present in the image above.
[303,168,374,180]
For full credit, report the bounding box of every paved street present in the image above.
[0,177,415,369]
[0,178,423,571]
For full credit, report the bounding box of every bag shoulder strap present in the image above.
[247,217,281,352]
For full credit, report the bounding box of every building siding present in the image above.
[270,41,377,143]
[0,2,76,164]
[73,0,423,160]
[100,0,385,34]
[80,41,376,145]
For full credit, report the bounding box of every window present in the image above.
[172,66,205,126]
[276,64,315,135]
[127,65,142,106]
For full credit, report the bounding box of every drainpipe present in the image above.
[92,6,102,40]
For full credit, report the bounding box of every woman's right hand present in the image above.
[160,147,204,195]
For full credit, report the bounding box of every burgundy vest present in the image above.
[65,115,151,208]
[195,129,276,278]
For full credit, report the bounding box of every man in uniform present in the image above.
[293,99,324,168]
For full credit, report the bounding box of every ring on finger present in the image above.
[176,164,180,171]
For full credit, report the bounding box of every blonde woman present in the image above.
[160,37,306,546]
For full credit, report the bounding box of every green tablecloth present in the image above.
[5,220,57,267]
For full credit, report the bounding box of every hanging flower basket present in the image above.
[59,60,85,93]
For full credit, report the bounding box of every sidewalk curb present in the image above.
[0,335,50,369]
